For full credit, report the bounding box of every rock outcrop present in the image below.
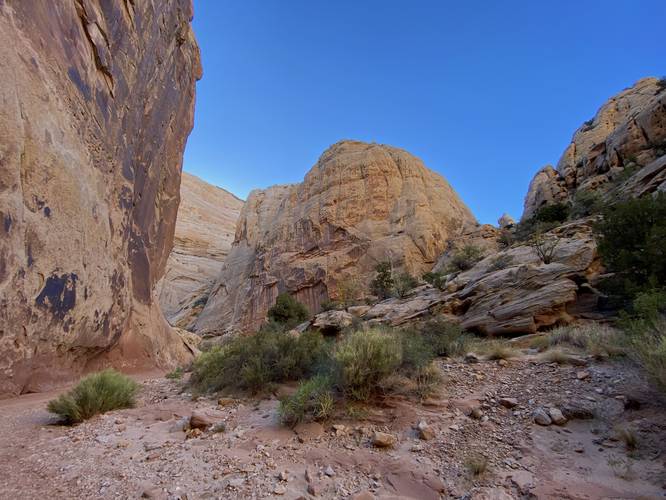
[0,1,201,396]
[362,221,603,335]
[523,77,666,219]
[158,173,243,329]
[195,140,476,334]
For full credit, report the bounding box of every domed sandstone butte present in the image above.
[195,140,477,335]
[158,173,243,329]
[523,77,666,219]
[0,1,201,396]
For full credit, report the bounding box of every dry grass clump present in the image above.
[464,454,489,477]
[47,369,139,424]
[475,340,518,360]
[548,323,627,359]
[614,425,639,450]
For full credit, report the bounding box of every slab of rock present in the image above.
[189,412,213,430]
[372,431,397,448]
[0,0,201,396]
[533,408,552,426]
[195,140,476,334]
[311,310,353,334]
[549,408,567,425]
[499,397,518,409]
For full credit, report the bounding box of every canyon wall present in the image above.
[158,173,243,330]
[195,140,477,335]
[0,0,201,396]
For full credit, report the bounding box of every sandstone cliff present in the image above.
[523,77,666,219]
[195,140,476,334]
[158,173,243,329]
[0,1,201,396]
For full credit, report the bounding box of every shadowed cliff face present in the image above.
[0,0,201,396]
[195,140,477,335]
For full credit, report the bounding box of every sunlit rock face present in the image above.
[195,140,477,335]
[158,173,243,330]
[0,0,201,396]
[523,77,666,220]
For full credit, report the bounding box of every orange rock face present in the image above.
[195,140,476,335]
[0,1,201,396]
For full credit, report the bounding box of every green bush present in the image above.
[47,369,139,424]
[422,271,446,290]
[413,319,471,357]
[370,261,395,299]
[629,319,666,390]
[267,293,310,327]
[534,202,570,224]
[189,328,330,394]
[595,193,666,304]
[279,375,335,425]
[398,332,436,376]
[487,254,514,271]
[394,272,418,298]
[446,245,484,273]
[165,367,184,380]
[334,328,402,401]
[571,190,603,219]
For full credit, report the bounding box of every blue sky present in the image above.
[184,0,664,224]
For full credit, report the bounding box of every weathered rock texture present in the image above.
[195,140,476,334]
[363,221,603,335]
[0,1,201,396]
[523,77,666,219]
[158,173,243,329]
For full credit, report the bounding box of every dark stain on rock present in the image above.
[128,230,150,304]
[3,213,11,233]
[43,206,51,218]
[35,273,78,321]
[67,66,92,101]
[0,251,7,283]
[122,158,134,181]
[119,186,133,210]
[27,245,34,267]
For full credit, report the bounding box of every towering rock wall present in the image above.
[523,77,666,219]
[158,173,243,329]
[0,1,201,396]
[195,140,477,335]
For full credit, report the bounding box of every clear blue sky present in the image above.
[184,0,664,224]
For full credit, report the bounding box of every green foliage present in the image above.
[446,245,484,273]
[370,261,395,299]
[422,271,446,290]
[267,293,310,327]
[279,375,335,426]
[398,332,437,376]
[47,369,139,424]
[571,190,603,218]
[534,202,570,224]
[487,254,514,272]
[189,328,330,394]
[498,228,514,248]
[476,340,518,360]
[595,193,666,304]
[530,228,560,264]
[334,328,402,401]
[320,300,342,312]
[394,272,418,298]
[656,77,666,93]
[413,319,471,357]
[165,367,184,380]
[548,324,626,359]
[337,276,362,307]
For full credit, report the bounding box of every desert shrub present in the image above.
[476,340,518,360]
[267,293,310,327]
[334,328,402,401]
[656,76,666,93]
[412,362,444,398]
[630,319,666,390]
[422,271,446,290]
[534,202,570,224]
[571,190,603,219]
[370,261,395,299]
[47,369,139,424]
[189,328,330,394]
[417,319,471,357]
[498,228,514,248]
[530,228,560,264]
[320,300,342,312]
[548,324,626,359]
[165,367,184,380]
[465,454,489,477]
[337,276,362,307]
[398,332,437,376]
[487,254,514,272]
[446,245,484,273]
[394,272,418,298]
[595,193,666,305]
[279,375,335,426]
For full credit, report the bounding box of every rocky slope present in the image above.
[158,173,243,329]
[195,140,477,334]
[0,1,201,396]
[523,77,666,219]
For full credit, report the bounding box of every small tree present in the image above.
[394,273,418,298]
[267,293,310,327]
[337,276,362,307]
[423,271,446,290]
[530,227,559,264]
[446,245,484,273]
[370,261,394,299]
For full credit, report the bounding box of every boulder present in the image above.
[372,431,397,448]
[311,310,353,335]
[0,0,201,396]
[195,140,476,334]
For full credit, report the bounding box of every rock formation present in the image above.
[195,140,476,334]
[158,173,243,329]
[523,77,666,219]
[0,1,201,396]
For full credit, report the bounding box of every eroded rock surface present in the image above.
[523,77,666,219]
[158,173,243,329]
[0,1,201,396]
[196,140,476,334]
